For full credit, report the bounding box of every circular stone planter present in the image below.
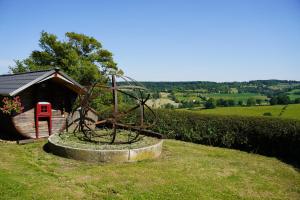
[47,133,163,163]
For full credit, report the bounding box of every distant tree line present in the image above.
[140,80,300,96]
[270,94,300,105]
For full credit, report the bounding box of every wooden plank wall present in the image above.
[13,108,66,138]
[10,79,78,138]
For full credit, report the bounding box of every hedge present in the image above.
[98,108,300,163]
[149,109,300,163]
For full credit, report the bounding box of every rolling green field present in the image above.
[175,92,267,103]
[0,139,299,199]
[288,89,300,100]
[147,98,179,108]
[192,104,300,120]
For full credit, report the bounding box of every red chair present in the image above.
[35,102,52,138]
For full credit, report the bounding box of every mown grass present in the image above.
[0,139,299,199]
[193,104,300,120]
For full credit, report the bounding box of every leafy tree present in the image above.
[164,103,175,109]
[269,94,290,105]
[227,99,235,106]
[168,92,177,102]
[256,99,262,105]
[217,99,225,107]
[270,96,278,105]
[204,98,216,109]
[179,101,194,108]
[246,98,256,106]
[295,98,300,104]
[277,94,290,105]
[238,100,244,106]
[10,31,122,86]
[216,98,234,107]
[152,92,160,99]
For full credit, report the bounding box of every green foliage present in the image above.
[263,112,272,116]
[270,94,291,105]
[164,103,175,109]
[149,109,300,162]
[256,99,262,105]
[238,100,244,106]
[141,80,300,97]
[277,94,291,104]
[204,98,216,109]
[270,96,278,105]
[9,31,121,86]
[246,97,256,106]
[295,98,300,104]
[151,92,160,99]
[216,98,235,107]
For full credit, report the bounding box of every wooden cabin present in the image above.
[0,68,98,140]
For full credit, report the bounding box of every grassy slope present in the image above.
[193,104,300,120]
[0,140,299,200]
[175,92,267,102]
[287,89,300,100]
[148,92,179,108]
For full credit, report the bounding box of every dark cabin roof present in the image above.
[0,68,84,96]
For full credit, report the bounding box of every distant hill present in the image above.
[138,80,300,96]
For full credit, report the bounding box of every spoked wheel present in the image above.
[72,72,157,144]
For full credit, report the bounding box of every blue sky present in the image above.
[0,0,299,81]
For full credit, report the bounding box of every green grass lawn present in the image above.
[0,139,299,199]
[193,104,300,120]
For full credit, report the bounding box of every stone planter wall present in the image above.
[48,134,163,163]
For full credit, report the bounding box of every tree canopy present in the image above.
[10,31,122,85]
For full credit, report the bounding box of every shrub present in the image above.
[246,97,256,106]
[263,112,272,116]
[149,109,300,163]
[204,98,216,109]
[270,94,291,105]
[295,98,300,104]
[238,100,244,106]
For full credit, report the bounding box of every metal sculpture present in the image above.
[71,72,157,144]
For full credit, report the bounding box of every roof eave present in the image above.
[8,69,86,96]
[9,70,56,96]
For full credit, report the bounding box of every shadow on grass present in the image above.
[0,132,24,141]
[43,142,51,153]
[277,157,300,172]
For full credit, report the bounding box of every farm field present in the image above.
[0,139,299,200]
[175,92,267,103]
[147,98,179,108]
[192,104,300,120]
[147,92,179,108]
[287,89,300,100]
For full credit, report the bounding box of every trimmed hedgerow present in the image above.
[98,108,300,162]
[149,109,300,162]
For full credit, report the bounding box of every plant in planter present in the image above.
[0,96,24,115]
